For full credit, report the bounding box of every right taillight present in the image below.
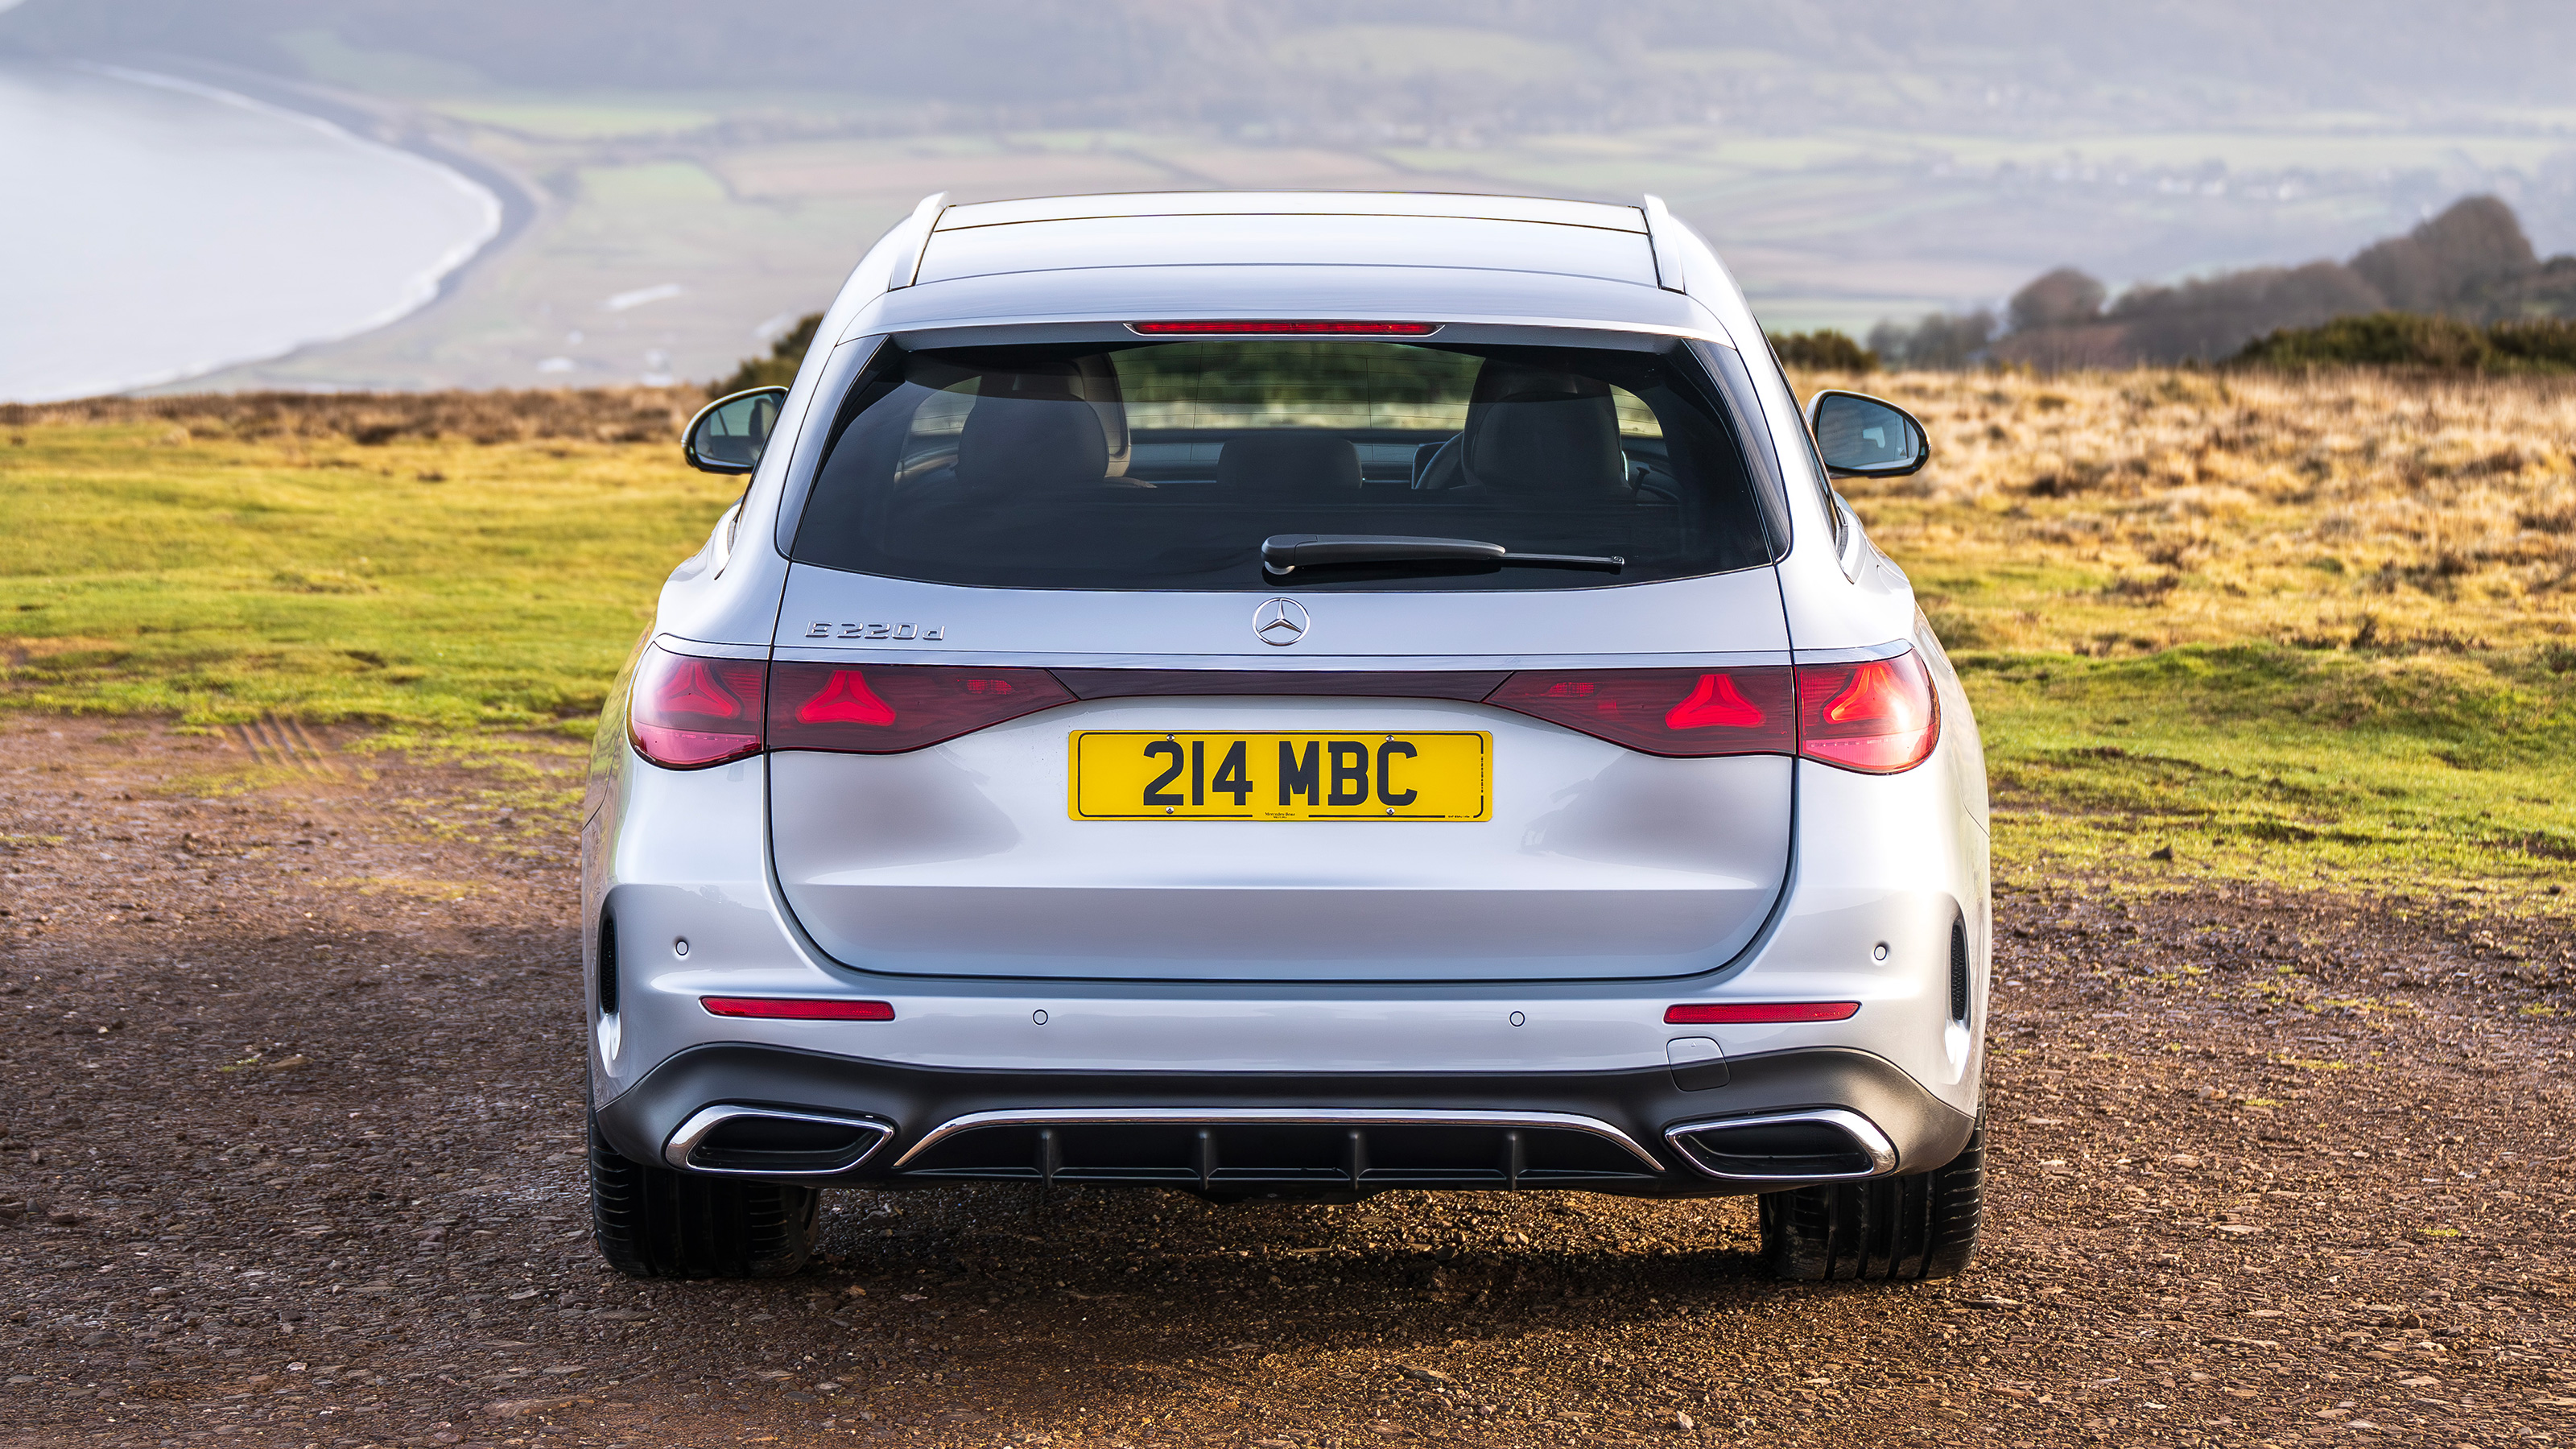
[1484,667,1797,757]
[1794,652,1939,774]
[1482,650,1938,771]
[628,644,766,769]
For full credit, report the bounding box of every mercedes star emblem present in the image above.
[1252,597,1310,646]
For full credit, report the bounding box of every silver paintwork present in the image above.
[938,192,1649,233]
[661,1104,894,1174]
[893,1106,1663,1173]
[881,192,947,291]
[768,700,1794,983]
[920,213,1660,289]
[1662,1108,1901,1183]
[1666,1037,1724,1068]
[582,189,1992,1188]
[767,564,1791,659]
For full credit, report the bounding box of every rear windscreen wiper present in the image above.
[1261,534,1624,576]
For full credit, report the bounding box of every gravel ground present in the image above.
[3,716,2573,1449]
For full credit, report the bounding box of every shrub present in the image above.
[1767,328,1878,372]
[2234,313,2576,374]
[708,313,824,397]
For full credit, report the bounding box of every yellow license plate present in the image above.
[1070,732,1490,820]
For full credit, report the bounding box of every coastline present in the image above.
[109,53,547,313]
[5,56,532,401]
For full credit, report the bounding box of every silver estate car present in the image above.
[583,191,1989,1284]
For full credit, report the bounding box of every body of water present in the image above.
[0,61,500,402]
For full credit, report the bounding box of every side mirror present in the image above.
[683,386,788,474]
[1805,390,1929,479]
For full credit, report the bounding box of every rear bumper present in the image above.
[591,1041,1976,1199]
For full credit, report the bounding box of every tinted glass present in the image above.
[1812,392,1923,474]
[691,390,782,469]
[791,339,1777,592]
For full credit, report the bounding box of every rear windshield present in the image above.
[790,338,1779,592]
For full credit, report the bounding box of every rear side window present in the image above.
[791,338,1779,592]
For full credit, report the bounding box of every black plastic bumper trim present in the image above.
[591,1042,1975,1198]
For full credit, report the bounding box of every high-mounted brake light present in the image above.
[627,645,766,769]
[1664,1001,1860,1025]
[1795,653,1939,774]
[767,663,1073,753]
[1127,320,1439,336]
[700,996,896,1022]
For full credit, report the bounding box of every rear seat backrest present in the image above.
[1216,432,1364,494]
[956,363,1109,492]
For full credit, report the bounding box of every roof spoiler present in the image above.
[885,192,949,291]
[1640,194,1689,295]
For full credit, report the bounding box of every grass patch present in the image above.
[1781,365,2576,910]
[6,377,2574,910]
[1968,643,2576,910]
[1,412,737,736]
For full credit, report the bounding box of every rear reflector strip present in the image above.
[1127,320,1439,336]
[700,997,896,1022]
[1664,1001,1860,1025]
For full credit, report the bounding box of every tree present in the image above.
[2349,196,2537,314]
[1767,329,1877,372]
[708,313,823,397]
[2008,268,2107,333]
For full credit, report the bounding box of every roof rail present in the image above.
[886,192,949,291]
[1639,194,1688,295]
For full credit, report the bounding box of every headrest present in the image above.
[955,392,1109,492]
[1217,431,1363,493]
[1461,367,1629,494]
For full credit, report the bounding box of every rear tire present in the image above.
[588,1112,819,1278]
[1757,1118,1982,1282]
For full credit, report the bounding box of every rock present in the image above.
[485,1392,588,1418]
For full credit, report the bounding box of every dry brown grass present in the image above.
[1797,367,2576,658]
[0,386,703,447]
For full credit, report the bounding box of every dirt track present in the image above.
[3,716,2573,1449]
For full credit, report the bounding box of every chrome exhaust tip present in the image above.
[1662,1108,1897,1184]
[663,1105,894,1176]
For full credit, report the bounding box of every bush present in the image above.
[2234,312,2576,374]
[708,313,824,397]
[0,387,700,444]
[1866,310,1997,369]
[1768,328,1877,372]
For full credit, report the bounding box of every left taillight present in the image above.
[767,663,1074,753]
[627,644,767,769]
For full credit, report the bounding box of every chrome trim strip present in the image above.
[652,632,771,662]
[768,646,1801,671]
[891,1106,1664,1173]
[1787,638,1917,667]
[663,1105,894,1175]
[1662,1108,1899,1183]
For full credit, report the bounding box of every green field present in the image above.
[0,416,736,738]
[5,379,2570,912]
